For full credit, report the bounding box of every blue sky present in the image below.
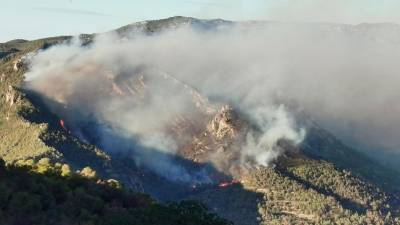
[1,0,400,42]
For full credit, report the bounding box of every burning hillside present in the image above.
[24,60,305,184]
[18,17,400,183]
[1,16,399,225]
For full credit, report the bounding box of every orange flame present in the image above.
[60,119,67,131]
[218,179,240,188]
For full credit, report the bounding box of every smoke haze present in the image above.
[23,21,400,179]
[261,0,400,24]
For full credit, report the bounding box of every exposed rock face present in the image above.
[5,85,19,107]
[112,74,146,98]
[169,103,254,177]
[0,73,5,83]
[207,105,238,140]
[13,58,23,71]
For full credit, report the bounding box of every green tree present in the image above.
[61,164,71,177]
[80,166,97,179]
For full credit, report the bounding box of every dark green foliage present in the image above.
[245,160,400,225]
[0,43,110,171]
[0,159,231,225]
[0,36,71,60]
[303,124,400,191]
[115,16,232,37]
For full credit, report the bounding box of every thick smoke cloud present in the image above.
[262,0,400,24]
[243,105,305,167]
[23,22,400,179]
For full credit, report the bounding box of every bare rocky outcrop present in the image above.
[12,55,30,72]
[13,58,23,71]
[5,85,20,107]
[172,103,253,177]
[112,74,147,98]
[207,105,238,140]
[0,73,6,83]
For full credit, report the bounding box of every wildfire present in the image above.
[218,179,240,188]
[60,119,67,131]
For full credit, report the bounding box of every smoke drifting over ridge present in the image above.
[23,21,400,179]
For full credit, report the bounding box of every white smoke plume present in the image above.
[23,21,400,179]
[243,105,306,167]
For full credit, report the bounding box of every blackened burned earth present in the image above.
[1,17,400,225]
